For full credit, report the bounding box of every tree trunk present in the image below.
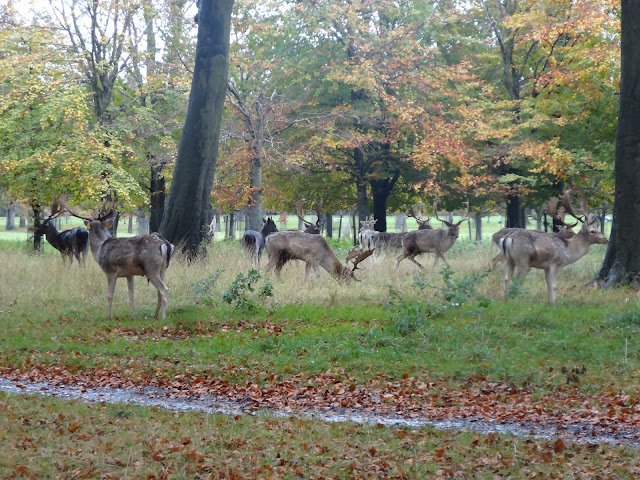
[595,0,640,286]
[19,213,26,228]
[338,213,343,239]
[32,204,42,253]
[474,212,482,242]
[370,170,400,232]
[228,212,235,239]
[354,146,369,226]
[128,214,134,234]
[137,215,150,236]
[325,213,333,238]
[149,161,166,233]
[5,203,15,230]
[160,0,234,256]
[506,191,523,228]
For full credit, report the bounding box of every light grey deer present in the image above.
[63,199,174,319]
[489,197,578,268]
[358,215,378,250]
[397,200,469,269]
[502,191,607,304]
[264,231,373,281]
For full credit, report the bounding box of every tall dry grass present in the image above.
[1,236,635,319]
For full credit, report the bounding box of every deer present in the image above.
[296,200,325,234]
[502,191,608,304]
[489,197,578,268]
[62,199,175,320]
[264,231,373,281]
[358,215,378,250]
[397,200,469,269]
[240,217,279,265]
[34,201,89,266]
[408,206,433,230]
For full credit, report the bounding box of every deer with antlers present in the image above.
[240,217,279,265]
[489,198,578,268]
[408,206,433,230]
[62,199,175,319]
[502,190,607,303]
[296,200,325,234]
[264,231,373,281]
[397,200,469,269]
[34,201,89,266]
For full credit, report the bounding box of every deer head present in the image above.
[433,199,469,238]
[408,206,431,230]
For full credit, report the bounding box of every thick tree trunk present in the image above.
[370,170,400,232]
[325,213,333,238]
[228,212,235,239]
[32,204,42,253]
[5,203,15,230]
[595,0,640,286]
[160,0,234,256]
[506,191,523,228]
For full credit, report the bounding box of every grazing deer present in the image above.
[296,200,325,234]
[502,191,607,304]
[489,198,579,268]
[35,202,89,266]
[358,215,378,250]
[240,217,279,265]
[264,231,373,281]
[397,201,469,269]
[63,200,174,320]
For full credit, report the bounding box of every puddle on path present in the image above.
[1,378,638,447]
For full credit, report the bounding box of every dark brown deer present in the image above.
[240,217,279,265]
[397,201,469,269]
[502,191,607,303]
[62,200,174,319]
[264,231,373,281]
[296,200,325,234]
[34,201,89,266]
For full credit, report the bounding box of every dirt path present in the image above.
[2,368,639,447]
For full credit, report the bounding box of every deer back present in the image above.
[404,227,456,255]
[97,234,174,278]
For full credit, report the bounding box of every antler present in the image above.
[41,199,63,224]
[59,194,115,222]
[314,199,325,227]
[346,246,375,272]
[433,199,447,223]
[295,200,312,227]
[408,206,429,224]
[558,189,586,224]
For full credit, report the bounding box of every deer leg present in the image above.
[148,276,169,320]
[544,265,558,304]
[106,275,117,319]
[408,255,425,270]
[504,260,515,301]
[127,276,137,317]
[396,251,410,268]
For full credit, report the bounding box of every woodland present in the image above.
[0,0,621,245]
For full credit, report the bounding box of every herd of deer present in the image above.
[36,191,607,320]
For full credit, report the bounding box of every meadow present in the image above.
[0,219,638,479]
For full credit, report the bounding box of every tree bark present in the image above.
[325,213,333,238]
[149,161,166,233]
[160,0,234,256]
[370,170,400,232]
[595,0,640,286]
[5,202,15,230]
[32,203,42,253]
[474,212,482,242]
[506,191,523,228]
[354,146,369,227]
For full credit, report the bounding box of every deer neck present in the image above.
[88,225,112,263]
[565,230,591,265]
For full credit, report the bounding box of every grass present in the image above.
[0,232,638,477]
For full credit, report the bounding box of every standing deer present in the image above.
[408,206,433,230]
[358,215,378,250]
[240,217,279,265]
[35,202,89,266]
[63,201,174,319]
[502,191,607,303]
[397,201,469,269]
[489,198,578,268]
[264,231,373,281]
[296,200,325,234]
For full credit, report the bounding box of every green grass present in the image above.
[0,235,637,477]
[3,392,638,479]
